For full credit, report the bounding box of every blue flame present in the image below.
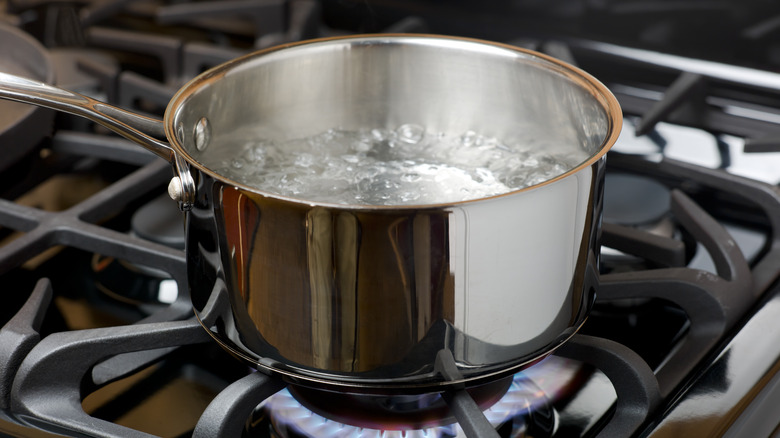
[260,356,582,438]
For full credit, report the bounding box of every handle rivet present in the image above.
[194,117,211,151]
[168,176,183,202]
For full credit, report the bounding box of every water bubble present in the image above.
[353,140,372,152]
[231,158,245,169]
[522,157,539,167]
[295,153,315,168]
[473,168,492,183]
[371,129,387,141]
[342,155,360,164]
[461,130,478,147]
[363,165,383,179]
[480,136,498,148]
[308,129,337,148]
[397,124,425,144]
[242,143,258,162]
[401,173,421,182]
[527,175,549,186]
[400,191,421,203]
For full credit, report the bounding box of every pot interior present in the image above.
[169,35,616,202]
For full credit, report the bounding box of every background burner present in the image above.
[603,173,671,226]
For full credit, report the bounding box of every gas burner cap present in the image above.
[603,173,671,226]
[286,377,513,431]
[262,373,555,437]
[131,194,185,249]
[257,356,586,437]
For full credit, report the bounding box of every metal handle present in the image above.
[0,72,195,210]
[0,72,171,159]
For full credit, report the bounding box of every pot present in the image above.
[0,34,622,392]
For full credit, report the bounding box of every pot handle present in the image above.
[0,72,195,210]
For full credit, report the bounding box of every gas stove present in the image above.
[2,1,780,437]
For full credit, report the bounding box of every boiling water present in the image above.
[205,124,590,205]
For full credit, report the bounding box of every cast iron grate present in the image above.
[0,129,778,437]
[3,1,780,437]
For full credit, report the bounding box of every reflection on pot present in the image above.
[190,158,602,390]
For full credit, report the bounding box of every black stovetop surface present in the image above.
[3,1,780,437]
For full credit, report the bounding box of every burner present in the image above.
[263,374,550,438]
[603,173,671,226]
[286,377,513,431]
[600,172,680,271]
[258,357,588,437]
[90,194,183,311]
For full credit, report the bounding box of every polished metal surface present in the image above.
[190,164,604,390]
[0,34,622,389]
[178,35,622,389]
[0,72,172,160]
[0,70,197,210]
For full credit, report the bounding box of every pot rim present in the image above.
[164,33,623,210]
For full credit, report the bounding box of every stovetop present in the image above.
[3,1,780,437]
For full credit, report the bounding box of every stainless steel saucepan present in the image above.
[0,34,621,392]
